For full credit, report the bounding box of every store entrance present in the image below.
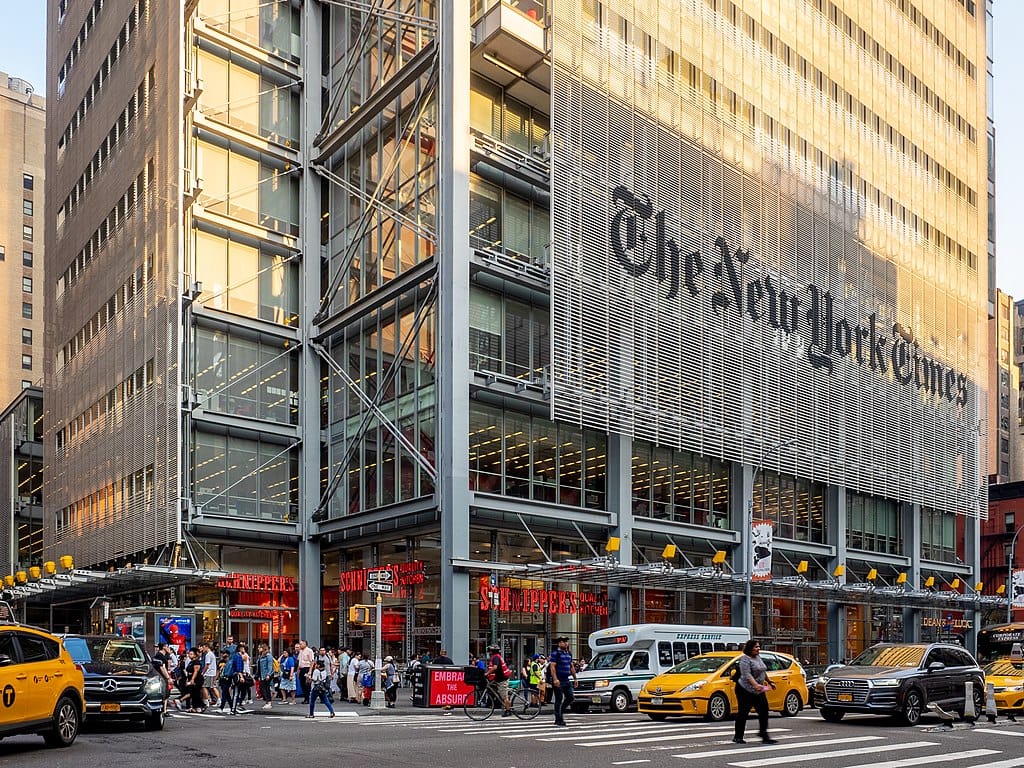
[500,632,545,675]
[230,618,273,653]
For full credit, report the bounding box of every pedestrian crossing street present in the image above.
[355,713,1024,768]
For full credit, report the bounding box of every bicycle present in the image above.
[461,670,541,721]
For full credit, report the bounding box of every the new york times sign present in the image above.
[609,186,970,406]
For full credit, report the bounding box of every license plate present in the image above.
[837,694,853,702]
[651,696,663,706]
[100,703,121,712]
[591,696,602,704]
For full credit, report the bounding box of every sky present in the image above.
[2,4,1022,294]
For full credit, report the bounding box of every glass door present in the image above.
[229,619,273,653]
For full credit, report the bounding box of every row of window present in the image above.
[57,254,154,372]
[469,284,549,382]
[57,71,153,223]
[196,47,301,147]
[812,0,978,138]
[195,138,300,235]
[193,432,297,521]
[0,248,32,266]
[198,0,301,64]
[588,5,977,270]
[57,161,152,301]
[55,360,154,453]
[469,402,608,510]
[813,0,977,82]
[847,491,900,555]
[55,464,155,537]
[193,327,299,425]
[632,443,732,529]
[893,0,976,60]
[58,0,146,163]
[56,0,106,97]
[703,0,977,201]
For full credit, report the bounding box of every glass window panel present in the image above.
[504,412,530,497]
[227,240,259,316]
[195,229,229,311]
[469,287,502,372]
[504,299,531,379]
[558,426,583,506]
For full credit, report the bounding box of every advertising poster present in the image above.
[157,615,193,656]
[115,614,145,640]
[751,520,774,582]
[427,667,474,707]
[1012,569,1024,609]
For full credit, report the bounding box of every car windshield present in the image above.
[64,637,146,665]
[588,651,632,670]
[668,656,729,674]
[985,660,1024,676]
[848,646,925,667]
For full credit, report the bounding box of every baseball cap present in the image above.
[531,653,540,660]
[384,655,394,663]
[555,636,569,643]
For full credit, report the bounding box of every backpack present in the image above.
[729,663,741,683]
[272,657,281,675]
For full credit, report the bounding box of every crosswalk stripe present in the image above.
[436,720,649,733]
[537,727,732,743]
[834,749,1002,768]
[728,741,938,768]
[505,724,689,739]
[972,729,1024,738]
[675,735,884,759]
[958,758,1024,768]
[575,728,791,748]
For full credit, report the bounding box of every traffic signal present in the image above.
[348,605,373,625]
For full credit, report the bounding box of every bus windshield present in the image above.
[588,651,632,670]
[977,624,1024,664]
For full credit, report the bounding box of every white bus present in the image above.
[576,623,750,713]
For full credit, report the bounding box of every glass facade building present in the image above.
[42,0,989,665]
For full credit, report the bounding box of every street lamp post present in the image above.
[744,437,798,632]
[1007,523,1024,624]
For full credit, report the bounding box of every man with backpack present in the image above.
[486,644,513,717]
[223,645,245,715]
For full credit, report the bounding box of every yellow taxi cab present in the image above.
[984,659,1024,714]
[0,612,85,748]
[637,650,807,722]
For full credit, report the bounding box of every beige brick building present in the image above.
[0,72,44,408]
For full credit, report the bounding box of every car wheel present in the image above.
[647,713,667,721]
[900,689,923,726]
[609,688,631,713]
[706,692,730,722]
[43,695,79,748]
[820,707,844,723]
[145,710,165,730]
[781,690,802,717]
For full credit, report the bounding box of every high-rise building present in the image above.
[42,0,992,664]
[0,73,44,407]
[989,289,1017,482]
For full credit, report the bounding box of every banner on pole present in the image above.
[751,520,774,582]
[1012,569,1024,608]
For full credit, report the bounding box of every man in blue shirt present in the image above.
[548,636,577,727]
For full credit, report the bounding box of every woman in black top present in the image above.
[733,640,776,745]
[186,648,205,712]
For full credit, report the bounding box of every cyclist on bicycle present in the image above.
[486,644,513,717]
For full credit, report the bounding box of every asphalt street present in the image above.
[3,697,1024,768]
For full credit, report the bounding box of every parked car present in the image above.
[984,658,1024,714]
[637,650,807,721]
[62,635,166,730]
[0,620,85,747]
[814,642,985,725]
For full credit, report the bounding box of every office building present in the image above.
[39,0,992,664]
[0,73,44,407]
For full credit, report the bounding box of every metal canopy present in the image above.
[451,557,1003,612]
[2,565,230,606]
